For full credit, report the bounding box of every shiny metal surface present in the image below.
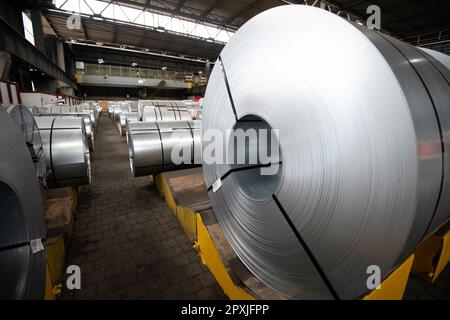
[418,47,450,71]
[0,108,46,299]
[127,120,201,177]
[142,105,192,122]
[119,112,139,137]
[112,103,131,121]
[5,105,47,189]
[137,100,191,119]
[38,105,96,129]
[202,5,450,299]
[36,113,94,152]
[35,116,91,188]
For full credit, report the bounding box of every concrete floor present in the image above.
[62,113,226,299]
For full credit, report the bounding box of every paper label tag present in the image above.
[212,178,222,192]
[30,238,44,254]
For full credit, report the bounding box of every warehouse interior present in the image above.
[0,0,449,302]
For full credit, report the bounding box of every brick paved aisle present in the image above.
[62,113,226,300]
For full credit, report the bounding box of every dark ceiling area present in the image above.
[37,0,450,61]
[103,0,450,41]
[327,0,450,41]
[43,10,224,61]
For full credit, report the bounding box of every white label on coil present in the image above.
[30,238,44,254]
[212,178,222,192]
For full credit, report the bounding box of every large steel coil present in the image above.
[202,5,450,299]
[36,113,94,152]
[127,120,201,177]
[35,116,91,188]
[0,108,46,299]
[119,112,139,137]
[4,105,47,190]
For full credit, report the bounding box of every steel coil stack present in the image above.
[0,108,46,299]
[119,112,139,137]
[127,120,201,177]
[4,105,47,191]
[112,103,131,121]
[137,100,188,120]
[36,113,94,152]
[202,5,450,299]
[37,106,96,129]
[35,116,91,188]
[142,105,192,122]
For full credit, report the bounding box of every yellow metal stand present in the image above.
[412,219,450,283]
[195,213,255,300]
[43,186,79,299]
[154,170,424,300]
[363,255,414,300]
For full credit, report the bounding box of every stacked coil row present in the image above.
[127,120,201,177]
[142,105,192,122]
[202,6,450,300]
[38,105,96,129]
[119,112,139,137]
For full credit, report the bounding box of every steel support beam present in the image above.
[0,17,76,88]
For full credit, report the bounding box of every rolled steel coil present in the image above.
[112,104,131,121]
[82,109,96,128]
[137,99,188,119]
[79,103,100,120]
[119,112,139,137]
[59,105,80,113]
[26,106,39,115]
[127,120,201,177]
[4,105,47,190]
[0,108,46,299]
[38,106,96,129]
[417,47,450,71]
[202,5,450,299]
[142,105,192,122]
[35,113,94,152]
[35,116,91,188]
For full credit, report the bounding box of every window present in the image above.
[22,12,35,45]
[53,0,233,43]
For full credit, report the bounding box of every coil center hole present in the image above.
[228,115,282,201]
[0,181,27,244]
